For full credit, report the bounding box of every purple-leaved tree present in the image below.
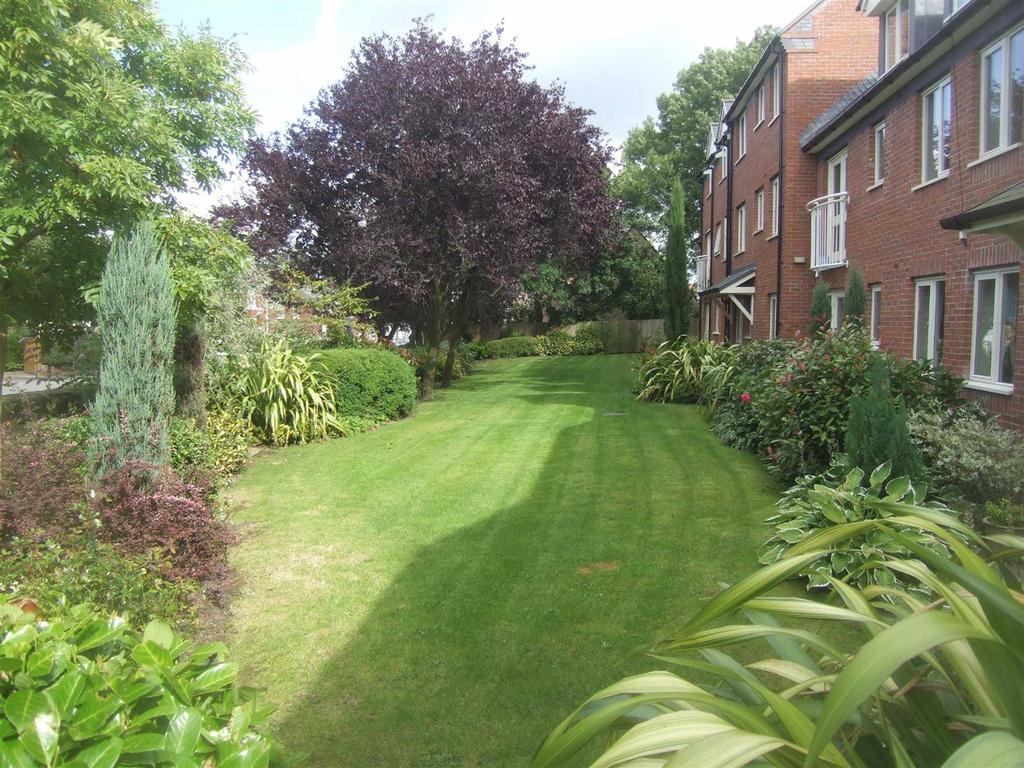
[225,21,616,398]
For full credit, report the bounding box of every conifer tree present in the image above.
[844,268,867,326]
[809,281,831,335]
[664,179,692,340]
[845,355,924,480]
[92,221,177,472]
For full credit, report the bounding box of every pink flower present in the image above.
[740,392,752,403]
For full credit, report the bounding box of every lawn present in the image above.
[224,354,781,767]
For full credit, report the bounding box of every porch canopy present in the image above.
[700,263,755,322]
[940,180,1024,249]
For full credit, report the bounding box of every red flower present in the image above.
[740,392,752,403]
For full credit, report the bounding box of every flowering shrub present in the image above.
[537,327,604,356]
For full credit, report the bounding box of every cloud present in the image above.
[178,0,813,215]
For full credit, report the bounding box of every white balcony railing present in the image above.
[807,192,848,271]
[696,253,711,291]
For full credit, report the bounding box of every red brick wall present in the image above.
[810,20,1024,426]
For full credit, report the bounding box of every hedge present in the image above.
[317,347,417,425]
[484,336,542,358]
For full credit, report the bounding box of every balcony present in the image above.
[807,192,848,272]
[696,253,710,291]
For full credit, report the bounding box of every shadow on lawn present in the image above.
[274,356,771,768]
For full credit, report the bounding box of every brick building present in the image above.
[699,0,1024,425]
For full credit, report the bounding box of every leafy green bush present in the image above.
[4,327,24,370]
[0,538,194,625]
[316,347,417,427]
[909,408,1024,505]
[483,336,541,358]
[205,410,255,476]
[536,328,603,356]
[534,516,1024,768]
[984,498,1024,528]
[635,339,735,405]
[761,462,965,591]
[0,604,299,766]
[708,339,794,450]
[169,417,215,480]
[463,341,489,361]
[225,340,342,445]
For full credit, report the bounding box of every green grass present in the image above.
[225,355,781,767]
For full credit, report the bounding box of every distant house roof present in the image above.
[799,75,878,149]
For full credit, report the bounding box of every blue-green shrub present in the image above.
[317,347,417,426]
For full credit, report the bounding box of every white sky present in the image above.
[164,0,814,213]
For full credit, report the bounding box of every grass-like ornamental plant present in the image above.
[533,514,1024,768]
[227,340,342,445]
[0,603,299,766]
[636,339,736,407]
[761,461,967,592]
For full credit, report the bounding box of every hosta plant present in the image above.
[226,341,342,445]
[533,519,1024,768]
[761,462,968,592]
[636,340,736,408]
[0,602,300,766]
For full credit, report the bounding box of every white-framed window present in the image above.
[870,285,882,346]
[719,147,728,181]
[754,188,765,232]
[770,175,780,235]
[873,122,886,185]
[922,76,953,183]
[705,229,712,257]
[769,293,778,339]
[713,222,723,257]
[980,26,1024,157]
[884,0,909,72]
[829,291,845,330]
[736,204,747,253]
[736,114,747,158]
[970,267,1019,392]
[914,277,946,367]
[946,0,973,20]
[704,302,712,339]
[755,86,765,126]
[772,63,781,118]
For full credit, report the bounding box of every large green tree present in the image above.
[611,27,776,237]
[0,0,255,397]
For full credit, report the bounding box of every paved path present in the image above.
[1,371,69,395]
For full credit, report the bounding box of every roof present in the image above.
[701,263,756,295]
[800,0,1008,153]
[799,75,878,148]
[939,181,1024,231]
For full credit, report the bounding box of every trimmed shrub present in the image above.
[809,280,830,334]
[93,462,231,587]
[484,336,542,358]
[317,347,417,426]
[0,537,194,624]
[92,221,177,471]
[537,328,603,356]
[844,268,867,325]
[0,605,296,767]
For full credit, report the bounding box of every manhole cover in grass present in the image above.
[602,411,627,417]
